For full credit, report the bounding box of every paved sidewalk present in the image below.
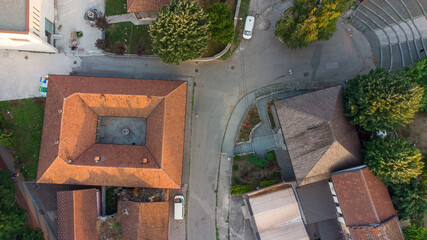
[0,147,56,240]
[107,13,153,25]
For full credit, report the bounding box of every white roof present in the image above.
[247,183,309,240]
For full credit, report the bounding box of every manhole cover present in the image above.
[231,66,235,70]
[195,69,199,73]
[304,72,309,77]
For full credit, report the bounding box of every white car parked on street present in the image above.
[243,16,255,39]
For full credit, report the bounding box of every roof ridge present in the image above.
[161,168,180,188]
[164,81,187,98]
[146,98,165,120]
[361,169,381,223]
[50,77,66,99]
[72,191,77,239]
[145,146,161,168]
[76,93,99,116]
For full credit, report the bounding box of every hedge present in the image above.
[250,154,266,167]
[260,179,277,188]
[230,184,252,195]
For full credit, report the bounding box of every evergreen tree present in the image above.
[362,137,424,185]
[344,68,423,131]
[149,0,210,64]
[274,0,351,49]
[389,179,427,220]
[405,57,427,112]
[207,3,234,44]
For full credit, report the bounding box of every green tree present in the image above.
[344,68,424,131]
[362,137,424,185]
[389,179,427,220]
[149,0,210,64]
[207,3,234,44]
[0,170,43,240]
[405,58,427,112]
[274,0,351,49]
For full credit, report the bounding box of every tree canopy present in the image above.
[149,0,210,64]
[389,179,427,220]
[344,68,424,131]
[362,137,424,185]
[274,0,351,49]
[207,3,234,44]
[0,170,44,239]
[405,57,427,112]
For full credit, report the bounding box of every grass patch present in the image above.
[0,99,45,179]
[105,0,127,16]
[105,22,153,55]
[220,0,250,60]
[105,187,119,215]
[237,103,261,142]
[201,40,227,58]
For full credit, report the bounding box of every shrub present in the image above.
[249,154,266,167]
[362,137,424,185]
[232,165,239,172]
[403,219,427,240]
[260,179,277,188]
[0,130,16,147]
[233,155,240,161]
[233,177,240,185]
[95,39,110,50]
[405,57,427,112]
[114,42,126,55]
[95,15,109,31]
[136,44,146,56]
[265,152,275,161]
[230,184,252,195]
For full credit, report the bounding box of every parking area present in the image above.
[168,185,187,240]
[55,0,104,56]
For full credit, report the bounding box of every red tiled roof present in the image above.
[57,189,99,240]
[275,86,361,185]
[37,75,187,188]
[118,200,169,240]
[331,166,404,240]
[349,216,404,240]
[127,0,202,12]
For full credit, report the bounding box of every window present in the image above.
[45,19,53,43]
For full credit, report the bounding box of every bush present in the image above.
[95,15,109,31]
[265,152,275,161]
[249,154,266,167]
[403,220,427,240]
[233,155,240,162]
[233,177,240,185]
[362,137,424,185]
[230,184,252,195]
[114,42,126,55]
[95,39,110,50]
[0,130,16,147]
[232,165,239,172]
[136,44,146,56]
[260,179,277,188]
[405,57,427,112]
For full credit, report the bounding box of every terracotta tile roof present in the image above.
[332,166,404,240]
[57,189,99,240]
[274,85,361,185]
[118,200,169,240]
[37,75,187,188]
[127,0,202,13]
[349,216,403,240]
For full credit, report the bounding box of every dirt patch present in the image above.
[237,103,261,142]
[97,215,121,240]
[32,98,45,107]
[232,151,282,188]
[397,112,427,152]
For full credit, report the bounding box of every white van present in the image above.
[174,195,184,220]
[243,16,255,39]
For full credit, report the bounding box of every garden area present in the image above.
[237,103,261,142]
[105,0,127,16]
[0,99,45,179]
[104,22,153,55]
[231,150,282,195]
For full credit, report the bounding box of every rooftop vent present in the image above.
[142,158,148,164]
[94,156,101,163]
[58,109,62,113]
[123,207,129,215]
[54,140,59,144]
[66,159,72,164]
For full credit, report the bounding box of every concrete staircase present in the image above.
[350,0,427,71]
